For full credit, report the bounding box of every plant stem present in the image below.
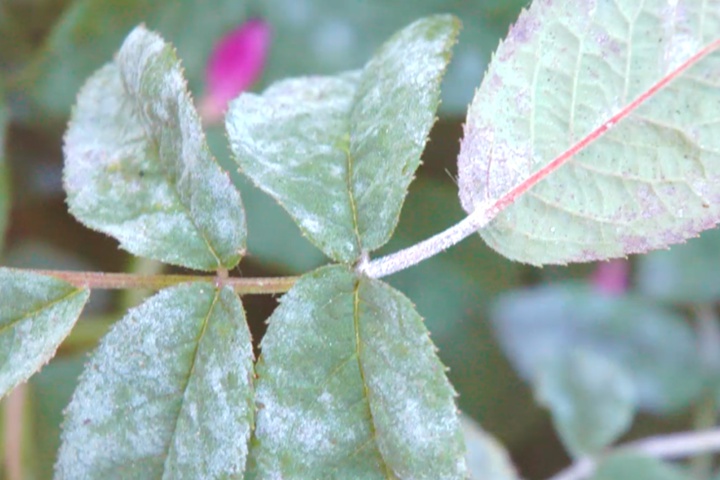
[3,385,26,480]
[28,269,298,295]
[360,205,497,278]
[547,428,720,480]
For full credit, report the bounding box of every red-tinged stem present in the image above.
[29,269,298,295]
[362,38,720,279]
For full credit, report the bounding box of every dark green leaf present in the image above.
[227,15,459,263]
[536,349,636,457]
[253,265,466,478]
[0,268,89,398]
[637,227,720,303]
[56,282,254,478]
[64,26,246,271]
[27,0,250,118]
[492,285,704,413]
[590,453,692,480]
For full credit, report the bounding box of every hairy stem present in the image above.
[548,428,720,480]
[362,38,720,279]
[27,269,298,295]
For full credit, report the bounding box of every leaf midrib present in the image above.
[0,287,86,338]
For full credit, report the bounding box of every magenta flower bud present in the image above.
[199,18,271,124]
[590,259,630,295]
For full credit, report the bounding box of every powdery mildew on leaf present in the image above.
[227,15,459,263]
[458,0,720,264]
[252,265,466,479]
[55,282,254,479]
[0,268,89,397]
[64,26,246,272]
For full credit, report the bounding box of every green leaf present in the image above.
[461,414,519,480]
[590,453,692,480]
[64,26,246,271]
[27,0,250,118]
[492,285,704,413]
[227,15,459,263]
[55,282,254,478]
[535,349,636,457]
[0,89,7,252]
[458,1,720,265]
[637,227,720,303]
[252,265,466,478]
[0,268,89,398]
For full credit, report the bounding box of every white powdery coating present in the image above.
[253,266,466,478]
[0,269,89,396]
[64,26,245,272]
[55,283,254,479]
[457,0,720,265]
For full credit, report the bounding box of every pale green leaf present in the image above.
[458,0,720,265]
[55,282,254,479]
[492,285,704,413]
[536,349,636,457]
[227,15,458,263]
[64,26,246,272]
[637,227,720,303]
[461,414,519,480]
[252,265,466,479]
[0,268,89,398]
[590,453,692,480]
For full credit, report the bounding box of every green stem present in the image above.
[26,269,298,295]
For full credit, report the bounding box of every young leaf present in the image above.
[64,26,246,272]
[227,15,459,263]
[492,285,704,413]
[458,0,720,265]
[590,453,692,480]
[252,265,466,478]
[0,268,89,398]
[55,282,254,479]
[535,349,636,458]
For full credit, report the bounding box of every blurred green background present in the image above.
[1,1,718,478]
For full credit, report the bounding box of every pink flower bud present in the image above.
[199,18,271,124]
[590,259,629,295]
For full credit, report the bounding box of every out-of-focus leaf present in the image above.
[258,0,522,114]
[461,413,519,480]
[27,0,250,118]
[0,89,7,252]
[253,265,466,478]
[30,355,86,480]
[536,349,636,457]
[64,26,246,271]
[227,16,458,263]
[637,227,720,303]
[56,282,254,478]
[0,268,89,398]
[378,175,539,443]
[590,453,692,480]
[458,0,720,265]
[492,285,704,413]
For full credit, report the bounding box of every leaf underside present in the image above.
[227,15,459,263]
[0,268,89,398]
[55,282,254,479]
[64,26,246,272]
[252,265,466,479]
[459,0,720,265]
